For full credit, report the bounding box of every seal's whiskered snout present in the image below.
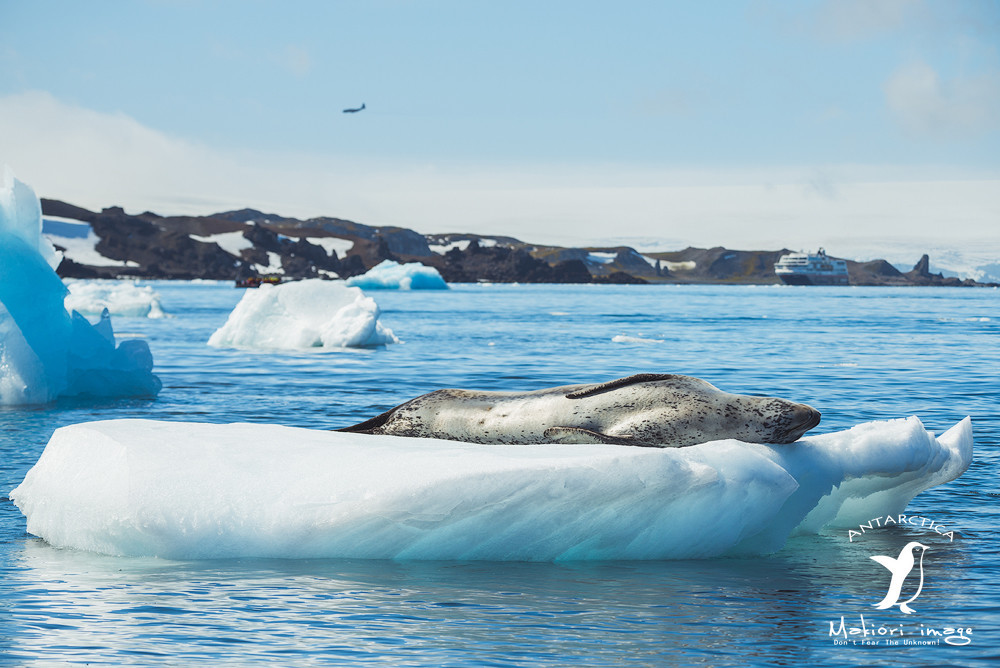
[779,404,822,442]
[796,405,822,431]
[804,407,822,430]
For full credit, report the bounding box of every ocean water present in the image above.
[1,282,998,666]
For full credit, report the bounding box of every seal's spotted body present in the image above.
[338,374,821,448]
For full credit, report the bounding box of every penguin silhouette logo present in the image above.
[871,542,928,614]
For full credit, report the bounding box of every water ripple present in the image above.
[1,284,997,666]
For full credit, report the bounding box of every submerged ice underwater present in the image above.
[2,172,999,665]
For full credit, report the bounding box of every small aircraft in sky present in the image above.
[342,103,366,113]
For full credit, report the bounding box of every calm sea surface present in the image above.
[2,283,998,666]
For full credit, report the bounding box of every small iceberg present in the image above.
[0,167,161,405]
[65,281,167,318]
[346,260,448,290]
[10,416,972,560]
[207,278,399,349]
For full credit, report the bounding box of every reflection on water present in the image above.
[0,528,990,666]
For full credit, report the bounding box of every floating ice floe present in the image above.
[10,416,972,560]
[65,281,167,318]
[0,167,161,405]
[612,334,665,344]
[207,278,398,349]
[346,260,448,290]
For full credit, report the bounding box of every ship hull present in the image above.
[777,273,849,286]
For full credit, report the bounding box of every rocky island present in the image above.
[41,199,990,287]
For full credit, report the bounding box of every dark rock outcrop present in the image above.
[431,241,593,283]
[646,247,788,284]
[847,259,908,286]
[845,254,975,287]
[284,216,434,258]
[904,254,973,286]
[40,199,96,222]
[213,208,300,226]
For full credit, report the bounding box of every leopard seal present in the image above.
[337,373,821,448]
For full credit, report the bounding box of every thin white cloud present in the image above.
[280,45,312,78]
[767,0,999,46]
[758,0,922,43]
[884,60,1000,138]
[812,0,921,41]
[0,91,996,258]
[0,90,338,216]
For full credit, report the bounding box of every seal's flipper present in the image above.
[565,374,682,399]
[335,407,398,433]
[543,426,656,447]
[335,393,434,433]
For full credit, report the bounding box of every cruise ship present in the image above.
[774,248,849,285]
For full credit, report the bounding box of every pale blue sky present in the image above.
[1,0,998,257]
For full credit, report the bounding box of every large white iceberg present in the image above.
[207,278,398,349]
[10,416,971,560]
[0,168,161,405]
[346,260,448,290]
[65,281,167,318]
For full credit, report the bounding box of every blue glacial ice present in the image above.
[207,278,399,349]
[346,260,448,290]
[0,168,161,405]
[10,416,972,560]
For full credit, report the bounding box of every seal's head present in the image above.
[728,396,822,444]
